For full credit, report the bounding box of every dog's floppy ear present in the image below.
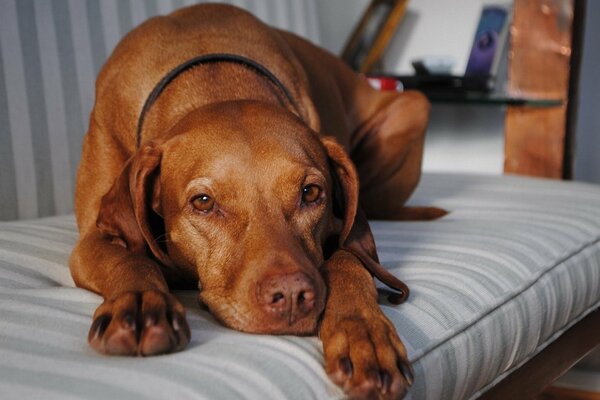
[96,142,172,268]
[322,137,409,303]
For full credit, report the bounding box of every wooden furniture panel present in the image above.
[504,0,574,178]
[505,106,568,178]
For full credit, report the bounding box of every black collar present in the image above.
[136,53,301,148]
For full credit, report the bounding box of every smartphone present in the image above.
[465,6,509,77]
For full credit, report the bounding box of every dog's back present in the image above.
[76,4,321,231]
[92,4,314,149]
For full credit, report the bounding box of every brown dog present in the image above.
[70,4,443,399]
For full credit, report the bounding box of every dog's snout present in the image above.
[257,272,317,324]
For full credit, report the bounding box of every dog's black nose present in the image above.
[257,272,317,324]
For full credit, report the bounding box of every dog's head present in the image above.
[96,101,375,335]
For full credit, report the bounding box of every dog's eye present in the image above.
[191,194,215,213]
[302,184,322,204]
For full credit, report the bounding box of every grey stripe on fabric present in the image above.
[15,217,77,233]
[0,382,81,400]
[249,0,270,24]
[0,216,76,237]
[463,322,493,398]
[34,0,74,216]
[51,0,85,186]
[290,0,307,37]
[116,0,134,38]
[0,343,245,399]
[0,49,19,221]
[156,0,177,15]
[440,345,459,399]
[130,0,148,28]
[144,0,160,18]
[0,278,33,290]
[410,359,427,400]
[273,1,290,30]
[0,238,69,264]
[0,261,60,288]
[0,0,38,220]
[68,0,96,163]
[0,307,85,336]
[16,0,56,218]
[0,232,74,252]
[99,0,122,56]
[0,365,144,400]
[0,290,96,312]
[85,0,108,77]
[0,225,76,244]
[304,0,321,44]
[384,306,432,352]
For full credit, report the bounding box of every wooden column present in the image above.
[504,0,574,178]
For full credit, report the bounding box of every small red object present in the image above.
[366,76,404,92]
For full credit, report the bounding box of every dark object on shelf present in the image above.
[411,57,455,75]
[341,0,409,73]
[392,74,495,92]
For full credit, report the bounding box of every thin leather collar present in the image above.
[136,53,301,148]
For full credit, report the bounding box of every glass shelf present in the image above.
[424,92,563,107]
[366,75,564,107]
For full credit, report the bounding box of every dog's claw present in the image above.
[89,314,110,342]
[172,314,181,331]
[322,314,412,400]
[121,312,136,330]
[88,290,190,356]
[399,361,414,386]
[339,357,353,376]
[380,370,392,393]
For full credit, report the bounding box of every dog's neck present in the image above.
[137,55,303,147]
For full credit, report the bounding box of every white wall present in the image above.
[316,0,507,175]
[384,0,511,75]
[315,0,508,74]
[315,0,369,55]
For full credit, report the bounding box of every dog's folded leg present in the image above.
[71,143,191,357]
[350,90,447,221]
[320,249,412,400]
[70,229,191,356]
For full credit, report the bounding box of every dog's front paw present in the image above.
[88,290,190,356]
[321,313,413,400]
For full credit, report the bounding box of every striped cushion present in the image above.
[0,0,321,221]
[1,173,599,399]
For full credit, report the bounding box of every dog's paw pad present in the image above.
[88,290,190,356]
